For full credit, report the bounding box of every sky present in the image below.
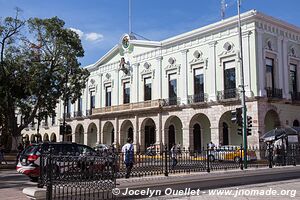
[1,0,300,67]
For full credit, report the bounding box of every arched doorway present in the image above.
[50,133,57,142]
[189,113,211,151]
[128,127,133,140]
[264,110,280,133]
[120,120,134,146]
[103,122,114,145]
[75,124,84,144]
[30,135,35,143]
[140,118,156,150]
[87,123,97,147]
[36,134,42,143]
[219,111,242,146]
[43,133,49,142]
[193,123,201,152]
[293,120,299,127]
[164,116,183,150]
[222,122,229,145]
[168,125,175,149]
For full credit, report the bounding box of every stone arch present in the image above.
[36,133,42,143]
[43,133,49,142]
[164,116,183,149]
[264,109,280,133]
[120,120,134,146]
[87,123,97,147]
[102,121,115,145]
[189,113,211,152]
[75,124,84,144]
[219,111,242,146]
[50,133,57,142]
[140,118,156,150]
[293,119,300,127]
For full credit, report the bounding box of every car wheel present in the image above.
[29,176,39,182]
[208,155,215,162]
[234,156,241,163]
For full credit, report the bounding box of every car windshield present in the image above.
[23,145,39,155]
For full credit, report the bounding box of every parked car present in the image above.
[208,145,257,163]
[16,142,97,181]
[94,144,110,152]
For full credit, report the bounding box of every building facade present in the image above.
[21,10,300,151]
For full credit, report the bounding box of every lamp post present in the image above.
[62,71,68,142]
[237,0,248,169]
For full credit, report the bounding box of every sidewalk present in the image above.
[21,165,300,199]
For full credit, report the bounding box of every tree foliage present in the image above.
[0,11,89,147]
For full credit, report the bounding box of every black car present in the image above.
[17,142,96,181]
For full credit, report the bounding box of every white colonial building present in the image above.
[21,10,300,151]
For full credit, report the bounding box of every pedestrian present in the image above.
[0,144,7,165]
[170,143,178,170]
[208,141,215,150]
[122,138,134,178]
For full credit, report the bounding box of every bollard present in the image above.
[206,144,210,173]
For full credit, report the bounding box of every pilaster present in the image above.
[180,49,189,104]
[208,41,217,100]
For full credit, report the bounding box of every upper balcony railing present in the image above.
[217,88,239,102]
[162,97,181,106]
[93,99,164,115]
[73,110,83,118]
[265,87,283,99]
[64,112,71,119]
[188,93,208,104]
[291,91,300,101]
[86,109,92,116]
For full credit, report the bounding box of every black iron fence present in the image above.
[39,149,116,200]
[38,144,300,199]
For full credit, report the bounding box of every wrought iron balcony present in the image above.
[265,87,283,99]
[217,88,239,101]
[64,112,71,119]
[86,109,92,116]
[93,99,164,115]
[74,110,83,118]
[188,93,208,104]
[291,92,300,101]
[163,97,181,106]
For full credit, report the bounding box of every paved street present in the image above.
[141,178,300,200]
[0,169,36,200]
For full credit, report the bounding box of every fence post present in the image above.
[206,144,210,173]
[38,148,44,188]
[164,146,168,176]
[46,148,53,200]
[268,143,273,168]
[240,144,243,170]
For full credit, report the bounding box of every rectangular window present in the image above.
[266,58,274,89]
[78,97,82,112]
[168,73,177,98]
[106,86,112,106]
[194,68,204,102]
[223,60,236,98]
[290,64,297,93]
[51,113,56,126]
[194,68,204,94]
[90,91,95,109]
[144,78,152,101]
[66,99,71,114]
[123,82,130,104]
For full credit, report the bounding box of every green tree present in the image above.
[0,11,89,149]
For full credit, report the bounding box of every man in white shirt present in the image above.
[122,138,134,178]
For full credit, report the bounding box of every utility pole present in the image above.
[237,0,248,169]
[129,0,132,35]
[221,0,226,20]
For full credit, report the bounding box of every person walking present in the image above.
[0,144,7,165]
[170,143,178,170]
[122,138,134,178]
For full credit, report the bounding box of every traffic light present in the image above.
[247,116,252,136]
[236,107,243,127]
[237,127,243,136]
[231,107,243,126]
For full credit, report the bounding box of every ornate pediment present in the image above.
[164,57,180,77]
[289,46,299,58]
[88,78,97,91]
[218,42,236,57]
[189,50,206,65]
[141,62,155,79]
